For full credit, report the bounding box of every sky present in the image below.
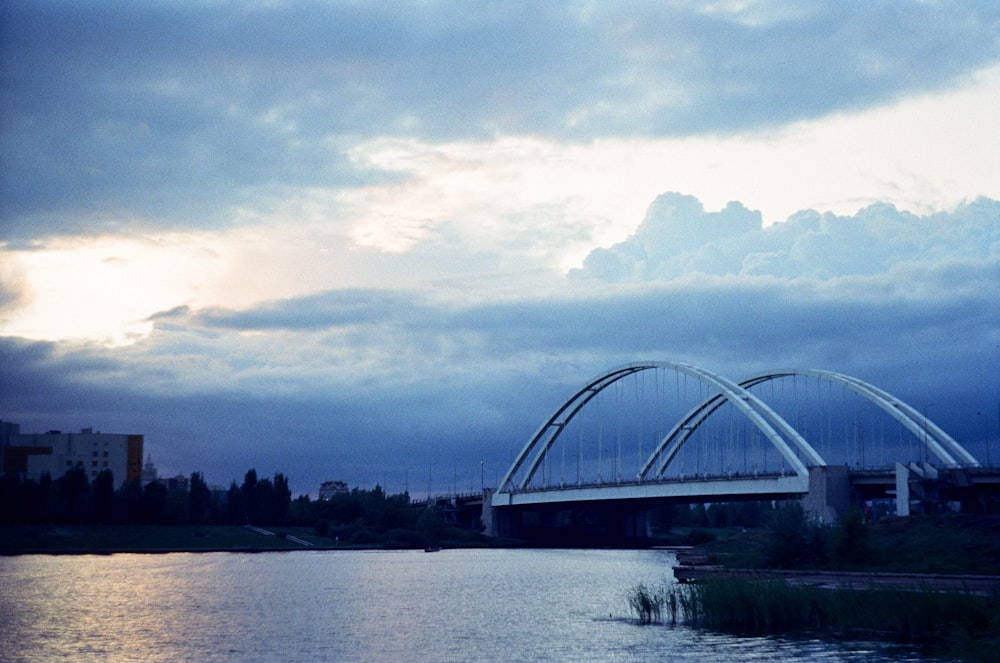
[2,1,999,496]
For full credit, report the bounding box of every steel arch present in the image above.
[497,361,822,494]
[640,368,980,475]
[742,370,978,467]
[496,363,652,494]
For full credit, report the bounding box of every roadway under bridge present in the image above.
[476,362,995,542]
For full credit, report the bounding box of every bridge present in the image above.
[480,361,995,540]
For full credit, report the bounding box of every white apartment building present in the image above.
[2,424,143,487]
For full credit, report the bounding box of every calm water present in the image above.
[0,548,931,662]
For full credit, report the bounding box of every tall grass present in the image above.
[661,576,1000,660]
[626,582,667,624]
[688,576,819,633]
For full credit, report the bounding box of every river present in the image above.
[0,548,933,662]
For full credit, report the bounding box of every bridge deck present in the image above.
[493,473,809,507]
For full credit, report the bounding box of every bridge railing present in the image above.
[497,470,792,496]
[409,491,485,507]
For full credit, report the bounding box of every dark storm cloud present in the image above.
[4,192,997,491]
[153,260,997,406]
[187,289,429,331]
[3,260,998,493]
[3,2,999,240]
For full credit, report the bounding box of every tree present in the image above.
[189,472,211,524]
[227,480,246,524]
[417,506,447,547]
[57,465,90,524]
[0,473,23,525]
[707,503,731,528]
[735,500,767,528]
[113,479,143,523]
[252,476,275,524]
[690,503,709,527]
[93,469,115,524]
[229,469,294,525]
[140,481,168,524]
[272,473,292,524]
[242,469,258,522]
[831,507,871,567]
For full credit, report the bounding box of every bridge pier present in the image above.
[803,465,851,524]
[623,508,653,539]
[895,462,912,517]
[480,488,497,537]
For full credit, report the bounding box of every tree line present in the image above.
[1,465,488,549]
[0,466,293,526]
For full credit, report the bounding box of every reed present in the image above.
[625,582,668,624]
[669,576,999,658]
[687,576,820,633]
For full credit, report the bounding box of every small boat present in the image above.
[424,546,441,553]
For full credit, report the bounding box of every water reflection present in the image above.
[1,549,930,662]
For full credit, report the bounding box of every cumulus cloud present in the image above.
[572,194,1000,281]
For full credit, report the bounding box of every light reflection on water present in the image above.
[1,549,930,662]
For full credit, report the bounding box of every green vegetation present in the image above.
[651,500,768,536]
[626,582,669,625]
[701,504,1000,575]
[0,467,291,528]
[0,524,326,553]
[647,577,999,662]
[302,484,488,549]
[635,504,1000,661]
[0,467,487,552]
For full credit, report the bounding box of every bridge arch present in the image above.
[497,361,824,494]
[641,368,979,477]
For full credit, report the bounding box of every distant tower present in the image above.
[141,454,158,486]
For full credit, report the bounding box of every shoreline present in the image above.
[672,564,1000,594]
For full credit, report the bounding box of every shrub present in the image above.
[830,507,871,567]
[687,528,715,545]
[764,503,824,568]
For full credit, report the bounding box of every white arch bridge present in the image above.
[486,362,987,534]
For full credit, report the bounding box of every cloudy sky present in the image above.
[2,1,999,495]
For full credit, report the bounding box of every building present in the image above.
[163,474,189,492]
[319,480,349,500]
[1,422,143,488]
[0,420,19,447]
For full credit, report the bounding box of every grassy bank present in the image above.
[0,524,331,554]
[639,513,1000,662]
[628,577,1000,662]
[701,513,1000,575]
[0,523,496,554]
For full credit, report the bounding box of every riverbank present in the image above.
[673,563,1000,594]
[0,524,338,554]
[697,513,1000,575]
[0,522,511,554]
[659,514,1000,662]
[654,575,1000,662]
